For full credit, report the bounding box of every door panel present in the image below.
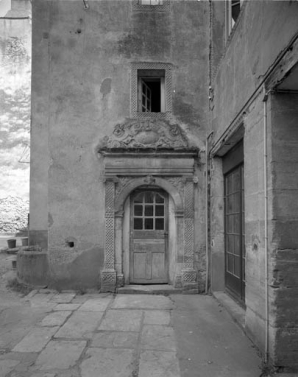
[130,190,168,284]
[133,252,147,279]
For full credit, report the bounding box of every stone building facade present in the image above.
[209,0,298,372]
[22,0,298,371]
[24,0,209,292]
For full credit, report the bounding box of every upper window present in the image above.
[133,0,169,13]
[138,70,165,113]
[131,62,172,118]
[139,0,163,5]
[225,0,242,41]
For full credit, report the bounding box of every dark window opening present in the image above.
[231,0,240,23]
[138,70,165,113]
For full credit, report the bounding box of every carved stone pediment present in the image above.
[97,119,197,153]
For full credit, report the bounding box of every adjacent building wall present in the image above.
[210,0,298,370]
[269,93,298,368]
[212,1,298,142]
[0,0,31,234]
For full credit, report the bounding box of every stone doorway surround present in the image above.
[96,118,200,292]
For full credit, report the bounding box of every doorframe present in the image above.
[101,175,198,292]
[129,188,169,284]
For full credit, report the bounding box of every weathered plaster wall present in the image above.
[0,0,31,234]
[212,0,298,139]
[31,0,209,289]
[269,93,298,369]
[210,0,225,83]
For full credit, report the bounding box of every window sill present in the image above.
[132,112,170,119]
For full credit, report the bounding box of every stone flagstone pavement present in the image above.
[0,290,264,377]
[1,292,180,377]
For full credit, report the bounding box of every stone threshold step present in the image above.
[117,284,188,295]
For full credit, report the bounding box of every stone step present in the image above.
[117,284,184,295]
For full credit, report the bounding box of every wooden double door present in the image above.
[130,189,168,284]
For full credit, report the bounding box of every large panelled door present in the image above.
[225,165,245,301]
[130,190,168,284]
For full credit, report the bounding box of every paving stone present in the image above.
[140,325,176,351]
[28,298,57,311]
[78,298,111,312]
[80,348,135,377]
[0,352,37,363]
[30,372,79,377]
[38,289,56,294]
[29,293,55,303]
[24,290,38,299]
[28,294,58,311]
[111,294,173,310]
[40,311,71,327]
[35,340,86,370]
[143,310,171,326]
[91,331,138,349]
[0,306,47,350]
[0,359,19,377]
[138,350,180,377]
[71,296,91,304]
[51,293,76,304]
[98,310,142,332]
[12,327,59,353]
[14,359,36,372]
[54,312,103,339]
[53,304,81,311]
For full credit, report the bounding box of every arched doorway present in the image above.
[130,189,168,284]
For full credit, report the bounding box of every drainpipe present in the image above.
[262,85,269,364]
[205,131,214,294]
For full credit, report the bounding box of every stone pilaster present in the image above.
[174,209,184,288]
[115,209,124,287]
[101,179,117,292]
[181,179,197,291]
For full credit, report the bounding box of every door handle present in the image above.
[164,232,168,237]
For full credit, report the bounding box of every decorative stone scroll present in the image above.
[96,119,192,152]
